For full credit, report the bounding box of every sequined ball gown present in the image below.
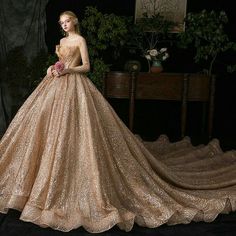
[0,42,236,233]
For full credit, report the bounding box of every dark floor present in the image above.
[1,209,236,236]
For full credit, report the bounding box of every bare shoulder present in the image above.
[77,35,87,46]
[59,37,67,45]
[59,35,87,47]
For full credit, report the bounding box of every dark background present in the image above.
[44,0,236,151]
[45,0,236,49]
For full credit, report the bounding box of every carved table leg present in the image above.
[129,72,137,131]
[181,74,189,138]
[208,75,215,140]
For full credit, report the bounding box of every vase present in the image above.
[150,60,163,73]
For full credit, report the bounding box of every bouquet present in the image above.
[145,48,169,62]
[53,61,65,73]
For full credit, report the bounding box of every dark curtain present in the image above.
[0,0,49,136]
[0,0,49,61]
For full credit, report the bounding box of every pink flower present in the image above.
[54,61,65,73]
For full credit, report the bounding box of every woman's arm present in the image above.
[59,37,90,76]
[71,37,90,73]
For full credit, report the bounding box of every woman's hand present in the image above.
[51,68,70,77]
[51,68,60,77]
[57,68,72,76]
[46,66,54,77]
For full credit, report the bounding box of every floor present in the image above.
[1,209,236,236]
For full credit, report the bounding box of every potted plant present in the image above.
[145,47,169,73]
[178,10,236,76]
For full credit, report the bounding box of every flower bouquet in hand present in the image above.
[52,61,65,75]
[51,61,65,76]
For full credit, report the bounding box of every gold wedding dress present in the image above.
[0,41,236,233]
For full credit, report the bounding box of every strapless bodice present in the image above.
[55,44,82,68]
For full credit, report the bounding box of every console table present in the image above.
[104,71,215,139]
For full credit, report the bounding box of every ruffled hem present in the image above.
[0,194,235,233]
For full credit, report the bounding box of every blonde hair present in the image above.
[59,11,80,36]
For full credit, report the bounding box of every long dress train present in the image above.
[0,42,236,233]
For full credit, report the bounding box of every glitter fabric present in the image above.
[0,39,236,233]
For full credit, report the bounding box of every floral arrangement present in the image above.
[145,48,169,62]
[53,61,65,73]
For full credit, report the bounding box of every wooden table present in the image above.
[104,71,215,139]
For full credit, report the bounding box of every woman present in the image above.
[0,11,236,233]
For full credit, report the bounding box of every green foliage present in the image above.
[138,12,175,35]
[1,47,55,115]
[227,64,236,73]
[87,58,110,91]
[43,53,58,74]
[81,6,128,57]
[125,13,175,60]
[226,43,236,73]
[80,6,128,89]
[178,10,236,75]
[28,50,54,91]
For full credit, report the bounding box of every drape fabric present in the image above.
[0,0,49,61]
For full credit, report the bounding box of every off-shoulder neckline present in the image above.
[56,44,80,48]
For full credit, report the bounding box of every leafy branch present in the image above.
[178,10,236,76]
